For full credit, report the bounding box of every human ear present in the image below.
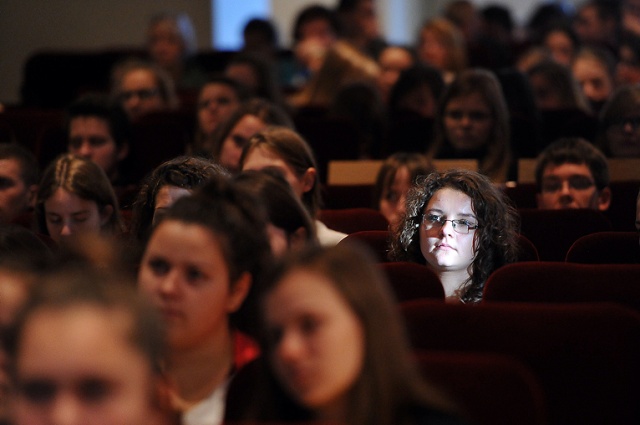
[227,272,252,313]
[301,167,316,193]
[596,187,612,211]
[99,205,114,226]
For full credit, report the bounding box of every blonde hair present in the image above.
[418,18,467,75]
[290,41,380,108]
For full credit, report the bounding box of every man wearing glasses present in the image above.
[534,137,611,211]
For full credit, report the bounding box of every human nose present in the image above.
[77,141,92,158]
[276,330,304,364]
[159,270,182,297]
[439,219,455,236]
[60,222,73,237]
[50,392,83,425]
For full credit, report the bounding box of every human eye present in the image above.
[72,213,89,223]
[147,258,170,276]
[232,135,248,149]
[469,111,490,121]
[445,110,463,120]
[19,379,57,404]
[89,137,107,148]
[299,315,321,336]
[568,176,595,190]
[541,178,562,192]
[77,378,112,403]
[217,97,232,105]
[0,177,15,189]
[68,137,82,150]
[198,99,212,109]
[185,266,205,285]
[384,190,400,203]
[46,214,62,225]
[425,213,442,224]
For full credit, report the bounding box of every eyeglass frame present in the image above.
[421,213,480,234]
[117,88,160,102]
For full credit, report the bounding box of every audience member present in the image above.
[234,168,318,256]
[7,266,173,425]
[542,24,581,66]
[428,69,512,183]
[616,31,640,84]
[417,18,467,84]
[129,155,228,244]
[374,152,434,230]
[227,243,466,425]
[137,175,271,425]
[0,144,38,226]
[535,137,611,210]
[204,99,293,174]
[224,52,286,108]
[111,58,179,121]
[336,0,387,59]
[571,46,616,113]
[290,4,340,87]
[241,18,279,59]
[376,45,415,103]
[35,154,124,245]
[194,76,248,153]
[240,126,347,246]
[389,169,519,303]
[598,84,640,157]
[66,94,132,187]
[622,0,640,36]
[444,0,481,44]
[527,60,591,113]
[146,11,207,90]
[573,0,621,52]
[388,64,445,119]
[288,41,380,110]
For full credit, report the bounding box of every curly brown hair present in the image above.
[389,169,519,302]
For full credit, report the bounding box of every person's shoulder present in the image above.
[412,405,471,425]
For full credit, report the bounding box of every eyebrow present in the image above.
[425,208,477,219]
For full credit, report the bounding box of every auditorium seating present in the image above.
[483,261,640,312]
[318,208,389,234]
[401,300,640,424]
[378,261,444,302]
[565,231,639,263]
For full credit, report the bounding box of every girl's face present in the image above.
[544,31,575,66]
[241,145,315,199]
[138,220,249,350]
[219,115,266,174]
[14,305,159,425]
[197,83,241,136]
[443,92,494,152]
[264,268,364,419]
[605,114,640,157]
[44,188,111,244]
[572,57,613,103]
[379,166,411,228]
[419,187,477,275]
[418,29,447,71]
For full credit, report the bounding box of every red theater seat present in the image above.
[565,231,639,264]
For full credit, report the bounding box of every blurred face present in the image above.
[572,57,613,103]
[218,115,266,174]
[197,83,241,136]
[377,47,413,99]
[68,117,124,180]
[353,0,379,40]
[298,18,337,48]
[574,5,606,44]
[443,93,494,152]
[396,83,437,117]
[14,305,157,425]
[147,19,184,68]
[44,188,111,244]
[152,185,191,226]
[379,166,411,228]
[419,188,477,277]
[605,114,640,157]
[242,145,314,199]
[537,163,610,210]
[418,29,447,71]
[544,31,575,66]
[0,158,36,224]
[138,220,248,350]
[529,73,565,110]
[264,268,364,418]
[117,69,165,120]
[616,45,640,85]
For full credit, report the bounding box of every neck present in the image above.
[166,328,234,407]
[316,396,349,424]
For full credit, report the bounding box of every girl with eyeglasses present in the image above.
[389,169,519,303]
[598,84,640,158]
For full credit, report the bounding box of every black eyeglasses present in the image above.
[541,175,595,193]
[118,88,160,102]
[422,213,479,234]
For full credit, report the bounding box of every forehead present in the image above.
[0,158,24,179]
[425,187,474,213]
[121,69,158,88]
[69,116,112,136]
[200,82,236,98]
[542,162,594,178]
[446,92,490,110]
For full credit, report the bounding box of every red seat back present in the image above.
[565,231,639,263]
[318,208,389,234]
[378,261,444,302]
